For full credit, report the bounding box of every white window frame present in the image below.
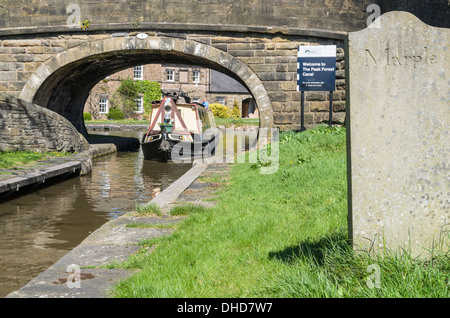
[134,65,143,80]
[134,96,144,113]
[166,69,174,82]
[192,70,200,83]
[99,96,109,114]
[217,97,226,105]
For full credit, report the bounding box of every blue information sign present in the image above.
[297,45,336,92]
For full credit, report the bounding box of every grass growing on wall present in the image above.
[0,151,72,169]
[110,126,449,298]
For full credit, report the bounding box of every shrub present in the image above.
[110,78,161,118]
[209,103,231,118]
[135,81,162,116]
[107,107,124,120]
[231,100,241,121]
[83,112,92,121]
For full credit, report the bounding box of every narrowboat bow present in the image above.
[141,96,217,161]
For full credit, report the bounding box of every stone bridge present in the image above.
[0,0,448,145]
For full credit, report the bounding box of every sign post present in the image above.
[297,45,337,130]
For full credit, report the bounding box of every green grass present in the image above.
[169,204,208,216]
[215,117,259,127]
[0,151,72,169]
[85,118,260,127]
[135,203,163,216]
[110,125,449,298]
[85,119,149,125]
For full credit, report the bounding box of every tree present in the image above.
[231,100,241,121]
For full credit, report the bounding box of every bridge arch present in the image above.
[18,35,272,136]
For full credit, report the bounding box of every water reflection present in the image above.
[0,131,192,297]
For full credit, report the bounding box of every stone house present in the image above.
[83,64,257,120]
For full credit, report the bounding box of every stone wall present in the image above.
[0,93,89,153]
[0,31,347,134]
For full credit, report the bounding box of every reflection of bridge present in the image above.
[0,0,448,152]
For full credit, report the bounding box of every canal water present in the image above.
[0,131,192,297]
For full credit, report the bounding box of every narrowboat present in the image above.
[141,96,217,161]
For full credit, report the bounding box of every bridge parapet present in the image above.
[0,93,89,153]
[0,0,374,32]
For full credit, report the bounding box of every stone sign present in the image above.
[346,12,449,257]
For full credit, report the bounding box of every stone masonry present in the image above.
[0,93,89,153]
[0,30,346,134]
[0,1,444,135]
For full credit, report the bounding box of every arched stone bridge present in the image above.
[0,0,448,146]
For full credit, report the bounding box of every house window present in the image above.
[192,70,200,83]
[134,96,144,113]
[166,69,174,82]
[216,97,226,105]
[134,65,143,80]
[99,96,109,114]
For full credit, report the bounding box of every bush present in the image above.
[107,107,124,120]
[110,78,161,118]
[83,112,92,121]
[135,81,162,116]
[231,100,241,121]
[209,103,231,118]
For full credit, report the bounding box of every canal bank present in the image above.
[0,134,140,199]
[0,129,194,297]
[5,161,231,298]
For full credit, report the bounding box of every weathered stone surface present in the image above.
[0,28,348,133]
[346,12,449,257]
[0,93,89,153]
[0,0,376,32]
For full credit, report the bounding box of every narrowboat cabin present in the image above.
[141,96,217,161]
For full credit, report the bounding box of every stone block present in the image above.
[280,81,297,91]
[0,71,17,81]
[306,91,328,102]
[11,47,26,54]
[227,43,265,50]
[332,101,346,112]
[228,50,255,57]
[258,72,295,81]
[2,40,41,47]
[346,12,449,257]
[26,47,45,54]
[268,91,289,102]
[309,101,328,112]
[273,112,293,124]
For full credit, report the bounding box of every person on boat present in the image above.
[202,98,209,109]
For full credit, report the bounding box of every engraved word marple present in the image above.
[365,46,438,68]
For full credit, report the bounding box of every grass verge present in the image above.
[0,151,72,169]
[110,125,449,298]
[215,117,260,127]
[85,119,148,125]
